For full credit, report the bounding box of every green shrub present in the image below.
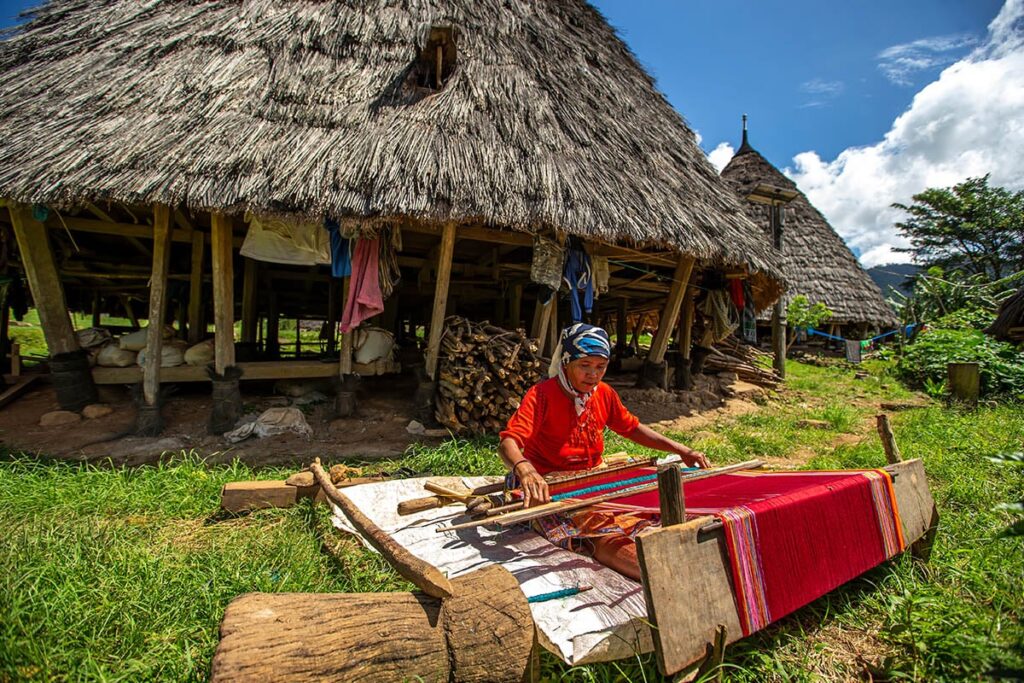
[898,327,1024,398]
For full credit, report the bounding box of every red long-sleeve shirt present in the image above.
[500,378,640,475]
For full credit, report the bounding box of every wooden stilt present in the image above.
[8,204,79,356]
[187,230,205,344]
[295,318,302,357]
[142,204,173,407]
[616,297,628,355]
[546,299,558,356]
[339,277,353,375]
[91,291,101,328]
[326,279,338,353]
[121,294,140,329]
[647,255,695,365]
[510,284,522,329]
[266,291,280,358]
[241,257,258,344]
[210,212,235,374]
[425,222,456,380]
[530,297,553,344]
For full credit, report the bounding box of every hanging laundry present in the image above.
[699,289,739,347]
[591,255,610,296]
[377,226,402,300]
[340,238,384,333]
[741,280,757,344]
[323,218,352,278]
[531,236,565,304]
[562,237,594,322]
[729,278,745,310]
[241,212,331,266]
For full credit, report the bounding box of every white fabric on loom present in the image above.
[330,476,653,665]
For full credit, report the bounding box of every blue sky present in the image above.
[591,0,1001,167]
[2,1,1022,267]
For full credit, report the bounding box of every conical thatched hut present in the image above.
[0,0,784,431]
[720,125,897,339]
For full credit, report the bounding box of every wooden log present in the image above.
[210,212,235,374]
[8,203,79,356]
[142,204,173,406]
[876,414,902,464]
[425,222,457,380]
[210,565,533,683]
[310,459,453,599]
[658,465,685,527]
[648,255,695,364]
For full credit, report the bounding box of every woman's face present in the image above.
[566,355,609,393]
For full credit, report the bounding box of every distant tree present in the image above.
[786,295,832,350]
[893,175,1024,280]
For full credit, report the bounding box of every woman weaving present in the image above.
[499,323,710,580]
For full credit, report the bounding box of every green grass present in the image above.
[1,361,1023,681]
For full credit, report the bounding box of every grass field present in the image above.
[1,360,1022,681]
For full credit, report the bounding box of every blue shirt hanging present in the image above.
[562,237,594,322]
[323,218,352,278]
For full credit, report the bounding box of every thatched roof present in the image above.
[985,286,1024,342]
[0,0,783,287]
[720,129,897,327]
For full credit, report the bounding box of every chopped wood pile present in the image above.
[705,336,780,389]
[434,316,546,435]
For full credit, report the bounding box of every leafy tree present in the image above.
[893,175,1024,280]
[786,295,832,349]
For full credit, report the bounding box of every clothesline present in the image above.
[805,323,922,345]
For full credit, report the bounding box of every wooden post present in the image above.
[425,222,456,380]
[546,299,558,356]
[648,255,695,365]
[339,277,353,375]
[616,297,628,356]
[326,279,338,353]
[210,212,235,374]
[142,204,173,407]
[266,291,280,358]
[241,257,258,344]
[875,414,902,464]
[947,362,980,405]
[8,204,80,356]
[675,285,696,390]
[530,297,553,345]
[509,283,522,329]
[121,294,140,329]
[187,230,205,344]
[295,318,302,357]
[91,291,101,328]
[658,465,685,527]
[10,341,20,377]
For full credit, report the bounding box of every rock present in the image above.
[82,404,114,419]
[39,410,81,426]
[797,419,831,430]
[406,419,426,435]
[330,463,362,484]
[730,381,766,402]
[717,371,739,382]
[285,470,315,487]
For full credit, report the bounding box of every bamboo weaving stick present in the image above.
[437,459,765,533]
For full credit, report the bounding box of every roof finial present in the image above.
[737,113,754,154]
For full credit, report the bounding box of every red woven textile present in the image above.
[550,467,905,636]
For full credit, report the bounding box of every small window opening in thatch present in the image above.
[415,25,457,90]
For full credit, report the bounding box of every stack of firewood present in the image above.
[435,316,546,434]
[705,336,781,389]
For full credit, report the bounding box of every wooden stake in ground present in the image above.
[310,459,453,599]
[876,414,902,464]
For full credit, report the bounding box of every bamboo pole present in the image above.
[187,230,205,344]
[425,222,457,380]
[210,212,235,374]
[142,204,173,406]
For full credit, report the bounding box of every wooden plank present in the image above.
[0,374,41,410]
[404,221,532,248]
[210,212,235,374]
[142,204,173,406]
[92,359,393,384]
[658,465,685,526]
[647,255,695,364]
[220,479,325,512]
[187,230,205,344]
[637,458,937,676]
[424,222,456,380]
[44,215,245,247]
[240,257,258,344]
[8,204,79,356]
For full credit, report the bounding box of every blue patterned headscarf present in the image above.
[549,323,612,415]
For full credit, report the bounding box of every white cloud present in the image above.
[707,141,734,173]
[878,33,979,85]
[785,0,1024,268]
[800,78,844,96]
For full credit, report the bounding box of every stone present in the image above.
[82,404,114,419]
[797,419,831,430]
[285,470,316,488]
[406,419,426,435]
[39,410,81,426]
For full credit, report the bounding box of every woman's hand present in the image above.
[676,446,710,469]
[516,461,550,507]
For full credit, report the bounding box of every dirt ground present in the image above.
[0,368,773,468]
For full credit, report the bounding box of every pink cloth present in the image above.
[339,238,384,332]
